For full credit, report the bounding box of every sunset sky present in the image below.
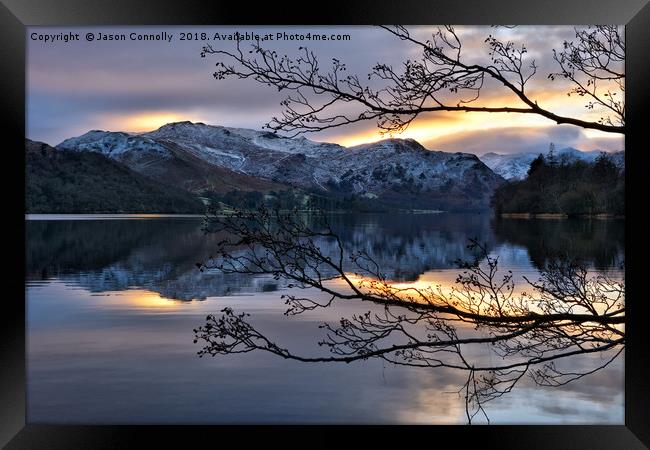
[27,26,624,155]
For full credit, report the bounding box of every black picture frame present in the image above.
[2,0,649,448]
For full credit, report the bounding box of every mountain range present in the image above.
[26,121,624,213]
[49,121,504,211]
[480,147,625,180]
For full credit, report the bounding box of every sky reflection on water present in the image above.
[26,214,624,424]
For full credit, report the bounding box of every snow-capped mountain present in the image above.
[142,122,348,191]
[58,130,173,166]
[57,125,284,194]
[479,147,624,180]
[57,121,504,210]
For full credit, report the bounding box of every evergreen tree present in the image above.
[547,142,558,167]
[527,154,546,177]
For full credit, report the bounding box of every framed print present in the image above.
[1,0,649,447]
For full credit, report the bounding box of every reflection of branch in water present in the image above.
[194,206,625,424]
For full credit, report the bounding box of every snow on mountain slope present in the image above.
[58,130,173,160]
[335,139,500,207]
[480,147,624,180]
[148,124,503,209]
[56,127,284,194]
[144,121,343,157]
[57,121,504,210]
[479,152,538,180]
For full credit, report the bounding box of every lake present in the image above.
[26,213,625,424]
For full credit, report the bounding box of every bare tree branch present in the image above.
[193,206,625,423]
[201,25,624,137]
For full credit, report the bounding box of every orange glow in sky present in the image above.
[106,112,207,134]
[333,87,624,149]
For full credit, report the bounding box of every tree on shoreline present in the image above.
[201,26,624,137]
[193,207,625,423]
[491,152,624,216]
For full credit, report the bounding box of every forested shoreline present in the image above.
[490,153,624,217]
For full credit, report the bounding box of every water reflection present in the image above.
[26,214,624,300]
[26,214,624,424]
[492,217,625,270]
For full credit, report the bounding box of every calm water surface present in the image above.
[26,213,625,424]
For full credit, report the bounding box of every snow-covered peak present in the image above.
[348,138,429,154]
[145,121,344,156]
[57,130,172,159]
[57,129,127,146]
[148,121,220,138]
[56,130,171,159]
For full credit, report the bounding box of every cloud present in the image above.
[423,125,624,155]
[27,25,624,151]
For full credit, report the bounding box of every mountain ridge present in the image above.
[31,121,625,212]
[55,121,505,211]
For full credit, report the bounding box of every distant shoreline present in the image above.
[25,210,447,219]
[25,214,205,221]
[500,213,624,220]
[26,211,626,221]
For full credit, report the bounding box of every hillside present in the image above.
[26,139,205,214]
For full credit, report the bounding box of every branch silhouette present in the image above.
[201,25,624,136]
[193,206,625,423]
